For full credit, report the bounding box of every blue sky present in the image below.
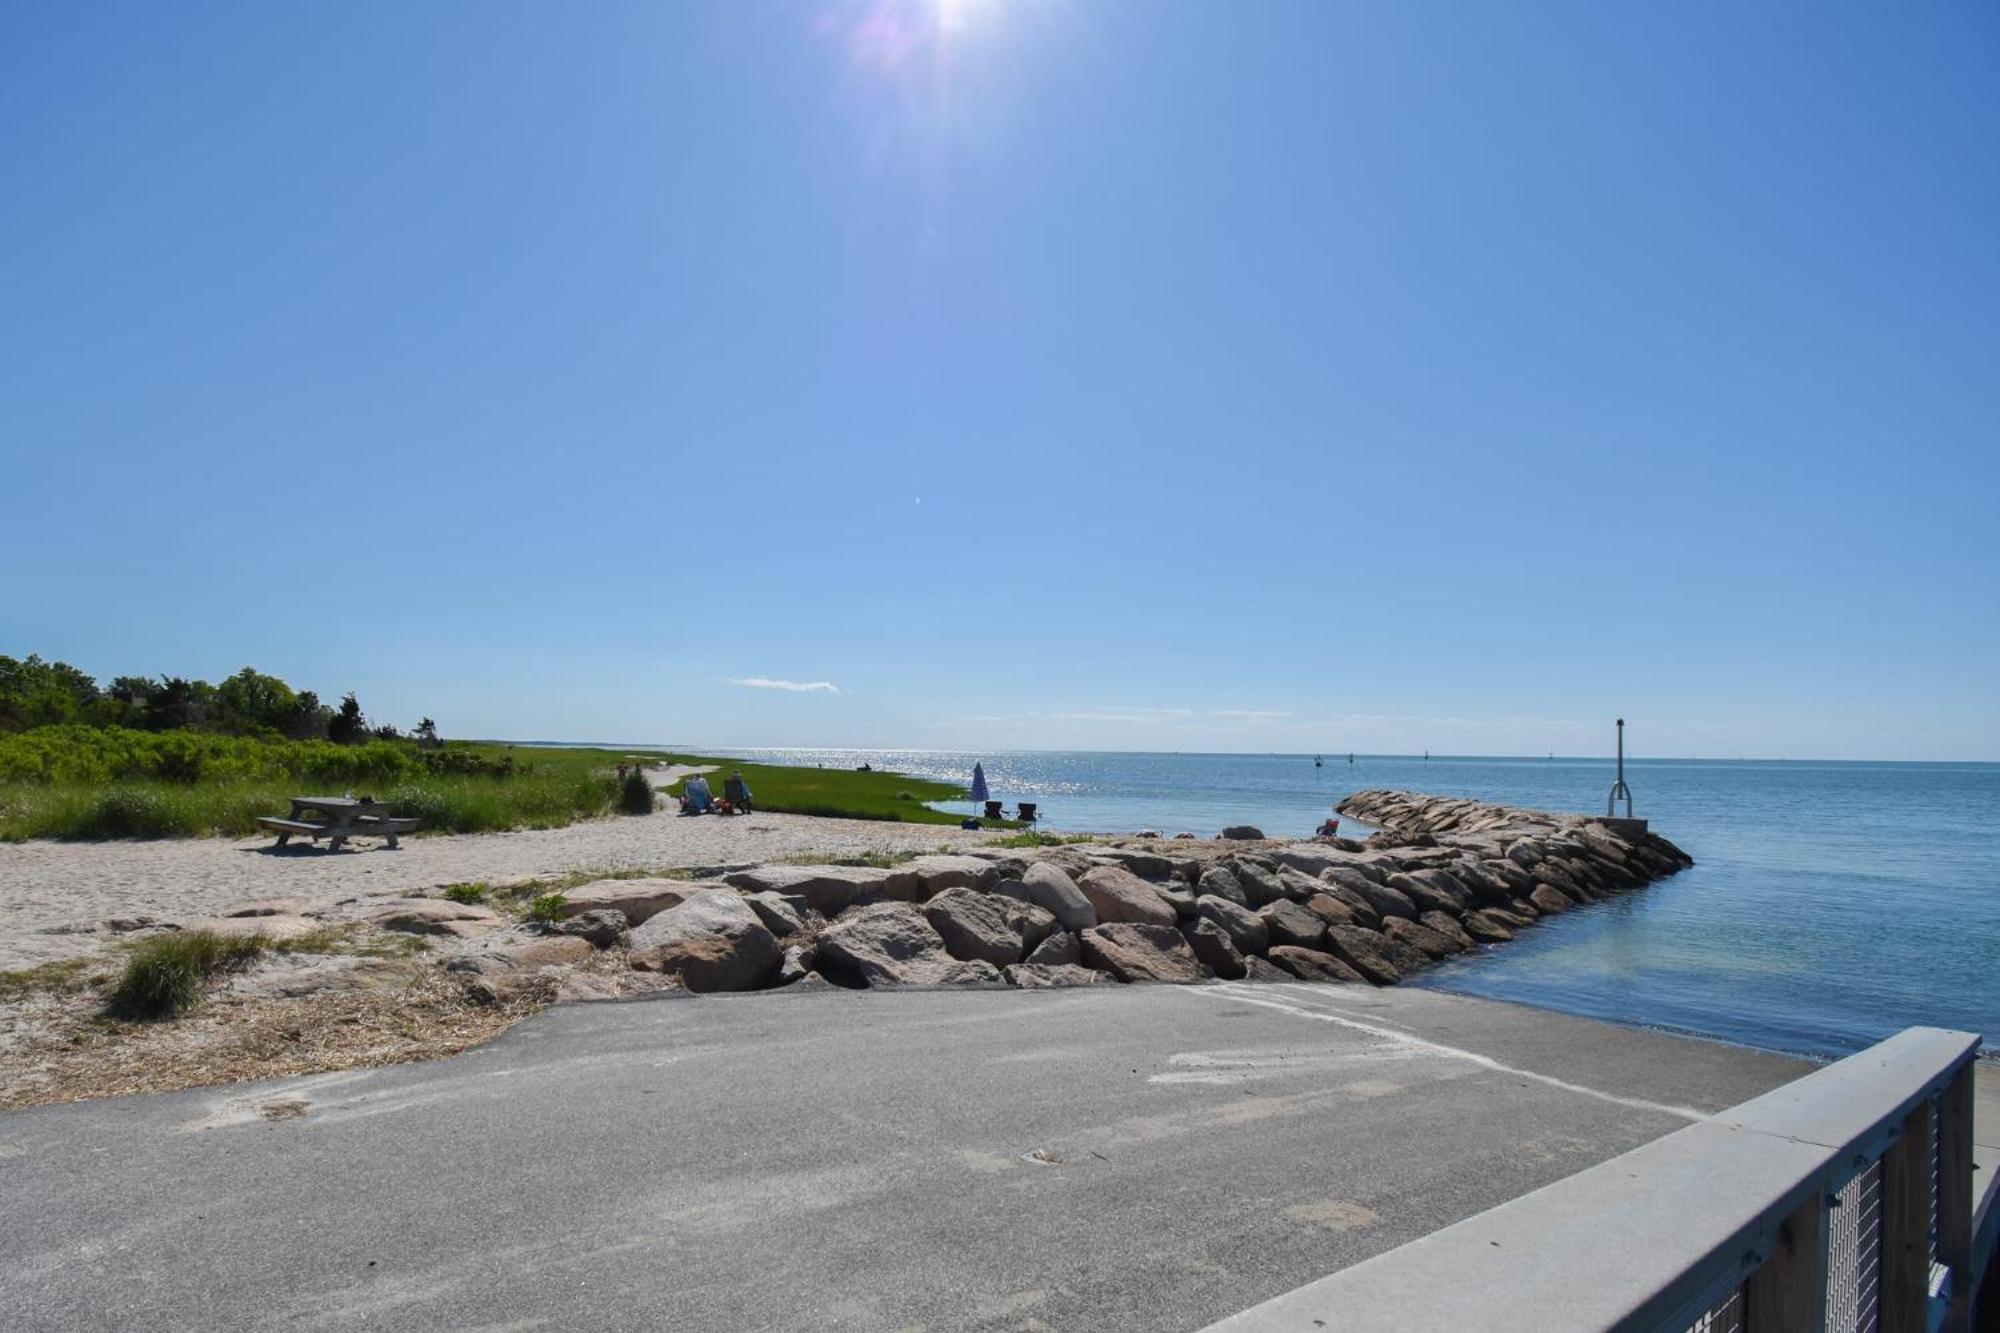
[3,1,1996,760]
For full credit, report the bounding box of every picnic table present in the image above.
[258,796,419,852]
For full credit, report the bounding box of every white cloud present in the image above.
[728,677,840,694]
[1212,709,1292,722]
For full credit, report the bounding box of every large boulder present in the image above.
[1381,915,1466,960]
[1419,910,1477,951]
[922,887,1029,966]
[996,863,1096,931]
[1181,919,1246,980]
[905,854,998,895]
[1153,881,1199,920]
[1084,847,1176,881]
[556,877,693,926]
[1240,956,1293,982]
[1409,868,1477,911]
[1537,861,1600,902]
[1025,929,1081,966]
[448,932,595,1003]
[1464,908,1519,941]
[1275,867,1330,903]
[1195,894,1268,956]
[1323,924,1426,985]
[1386,873,1469,918]
[722,864,918,915]
[365,899,502,939]
[1259,900,1328,951]
[1000,899,1060,952]
[1076,866,1177,928]
[1219,825,1265,841]
[1079,923,1207,983]
[741,892,807,938]
[1267,845,1349,879]
[1004,963,1106,988]
[1529,884,1575,914]
[1309,879,1382,929]
[813,903,1002,988]
[1227,859,1288,908]
[1196,864,1251,908]
[627,890,782,992]
[1447,860,1514,904]
[1300,893,1358,929]
[1267,946,1366,985]
[553,909,629,948]
[1323,870,1417,921]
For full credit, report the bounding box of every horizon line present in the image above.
[491,740,2000,766]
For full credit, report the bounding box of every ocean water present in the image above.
[737,748,2000,1060]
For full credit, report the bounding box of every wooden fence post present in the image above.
[1882,1096,1938,1333]
[1938,1064,1975,1333]
[1747,1191,1827,1332]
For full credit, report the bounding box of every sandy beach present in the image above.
[0,768,993,971]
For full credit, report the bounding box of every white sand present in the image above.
[0,767,993,970]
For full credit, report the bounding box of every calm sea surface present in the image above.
[733,748,2000,1060]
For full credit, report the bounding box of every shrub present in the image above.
[618,769,654,815]
[109,930,266,1020]
[527,893,568,925]
[442,883,490,905]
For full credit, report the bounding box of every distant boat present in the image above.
[1314,754,1323,768]
[1348,753,1354,764]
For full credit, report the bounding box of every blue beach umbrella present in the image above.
[969,762,990,813]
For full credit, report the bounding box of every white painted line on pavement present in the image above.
[1185,983,1711,1123]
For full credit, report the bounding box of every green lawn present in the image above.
[657,754,999,827]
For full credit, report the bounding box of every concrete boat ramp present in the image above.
[0,985,1812,1332]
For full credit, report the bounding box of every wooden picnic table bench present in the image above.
[258,796,420,852]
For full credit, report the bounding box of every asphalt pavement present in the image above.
[0,983,1810,1332]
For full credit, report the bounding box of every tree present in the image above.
[413,717,441,748]
[327,692,367,745]
[145,677,214,731]
[0,655,100,731]
[283,690,332,741]
[213,667,299,735]
[105,675,160,723]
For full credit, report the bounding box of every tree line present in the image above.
[0,655,439,746]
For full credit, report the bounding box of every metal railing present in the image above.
[1204,1027,1993,1333]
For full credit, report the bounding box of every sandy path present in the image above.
[0,769,990,970]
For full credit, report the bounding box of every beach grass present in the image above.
[0,730,660,841]
[0,726,1001,839]
[108,929,268,1020]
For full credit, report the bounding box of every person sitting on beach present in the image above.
[680,775,714,815]
[1316,812,1340,837]
[723,772,753,813]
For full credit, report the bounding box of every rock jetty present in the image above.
[479,791,1693,999]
